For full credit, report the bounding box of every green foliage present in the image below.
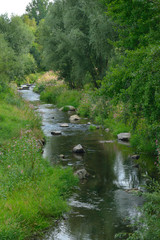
[40,0,115,87]
[77,94,92,117]
[26,0,51,24]
[89,125,97,131]
[124,188,160,240]
[100,45,160,153]
[0,15,36,85]
[40,85,66,104]
[106,0,160,50]
[7,16,34,55]
[26,72,44,84]
[57,90,81,108]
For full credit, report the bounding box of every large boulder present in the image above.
[69,115,80,121]
[72,144,85,153]
[74,169,89,180]
[117,133,131,141]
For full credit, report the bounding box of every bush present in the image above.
[57,89,82,108]
[40,85,66,104]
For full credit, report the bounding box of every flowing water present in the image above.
[20,86,148,240]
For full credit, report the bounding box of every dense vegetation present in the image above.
[0,0,160,239]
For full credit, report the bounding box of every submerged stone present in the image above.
[72,144,85,153]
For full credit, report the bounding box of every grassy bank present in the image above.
[0,86,78,239]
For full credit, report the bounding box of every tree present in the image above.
[26,0,50,24]
[7,16,34,55]
[105,0,160,50]
[0,15,37,85]
[40,0,115,87]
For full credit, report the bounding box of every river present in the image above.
[20,86,146,240]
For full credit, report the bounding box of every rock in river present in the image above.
[131,154,140,160]
[74,169,89,180]
[69,115,80,121]
[59,105,76,111]
[72,144,85,153]
[51,131,62,135]
[60,123,69,127]
[117,133,131,141]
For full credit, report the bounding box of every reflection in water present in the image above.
[20,88,144,240]
[114,152,140,189]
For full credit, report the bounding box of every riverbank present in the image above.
[0,85,78,240]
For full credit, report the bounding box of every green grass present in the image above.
[0,90,78,239]
[0,99,41,145]
[89,125,97,131]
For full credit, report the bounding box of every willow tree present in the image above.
[40,0,115,87]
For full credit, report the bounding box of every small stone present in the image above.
[87,122,91,125]
[59,154,65,159]
[72,144,85,153]
[60,123,69,127]
[74,169,89,180]
[105,128,110,132]
[51,131,62,135]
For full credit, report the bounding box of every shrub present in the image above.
[57,89,82,108]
